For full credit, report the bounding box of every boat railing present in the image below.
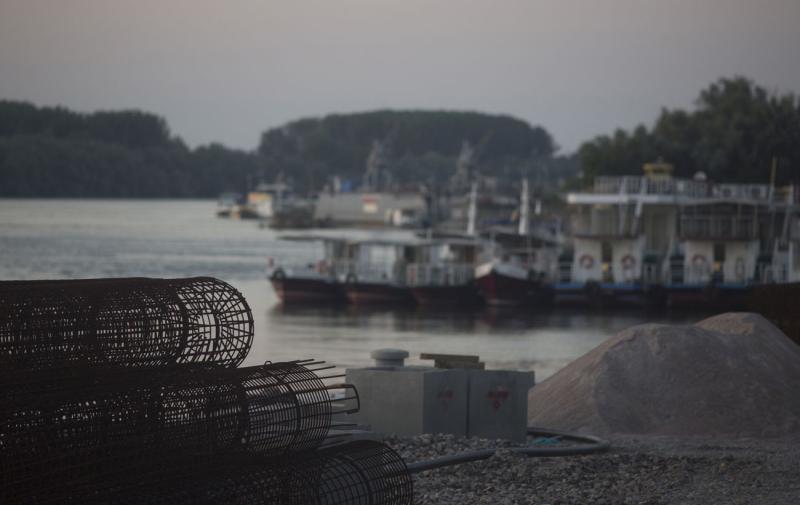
[405,263,475,287]
[570,209,638,237]
[333,260,406,285]
[593,176,710,197]
[269,260,336,280]
[679,216,757,240]
[591,177,790,202]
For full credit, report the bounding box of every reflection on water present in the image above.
[250,288,712,379]
[1,199,717,381]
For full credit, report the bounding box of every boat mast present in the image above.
[518,178,529,236]
[467,181,478,236]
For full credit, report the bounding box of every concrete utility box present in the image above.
[346,350,536,441]
[466,370,536,441]
[346,366,469,437]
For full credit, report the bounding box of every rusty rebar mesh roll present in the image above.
[0,277,254,370]
[281,440,413,505]
[0,361,357,501]
[70,440,412,505]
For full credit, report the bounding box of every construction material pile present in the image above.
[528,313,800,437]
[0,277,412,504]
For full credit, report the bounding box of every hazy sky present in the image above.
[1,0,799,153]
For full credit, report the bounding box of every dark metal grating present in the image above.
[283,439,414,505]
[68,440,413,505]
[0,277,254,370]
[0,277,412,505]
[1,361,358,502]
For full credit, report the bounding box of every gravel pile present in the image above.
[527,313,800,437]
[387,433,800,504]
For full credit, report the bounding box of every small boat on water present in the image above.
[267,234,486,307]
[473,180,561,306]
[473,244,557,306]
[406,237,485,307]
[340,239,418,305]
[216,192,244,218]
[267,237,349,304]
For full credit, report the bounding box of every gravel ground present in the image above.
[386,433,800,504]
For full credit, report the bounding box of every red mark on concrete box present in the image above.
[437,389,454,410]
[487,387,509,410]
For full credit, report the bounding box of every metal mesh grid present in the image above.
[0,277,410,504]
[284,440,414,505]
[1,361,355,502]
[0,277,253,370]
[71,440,412,505]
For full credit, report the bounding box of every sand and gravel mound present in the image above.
[528,313,800,437]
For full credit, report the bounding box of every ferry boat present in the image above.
[405,237,485,307]
[339,238,419,305]
[267,237,349,304]
[559,160,800,308]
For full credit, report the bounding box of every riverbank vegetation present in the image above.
[0,102,569,197]
[579,77,800,184]
[0,76,796,197]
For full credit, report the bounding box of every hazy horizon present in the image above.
[2,0,799,153]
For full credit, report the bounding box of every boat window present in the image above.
[713,243,726,262]
[601,242,612,263]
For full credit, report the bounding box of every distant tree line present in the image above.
[579,77,800,184]
[3,77,795,198]
[0,101,260,197]
[258,110,560,191]
[0,103,569,197]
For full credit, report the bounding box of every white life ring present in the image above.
[621,254,636,271]
[579,254,595,270]
[692,254,707,267]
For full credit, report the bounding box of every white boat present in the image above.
[559,160,800,308]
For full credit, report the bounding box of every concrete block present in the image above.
[466,370,535,442]
[345,367,468,437]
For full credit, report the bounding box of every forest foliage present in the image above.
[0,102,259,197]
[258,110,559,190]
[0,103,563,197]
[1,76,797,197]
[579,77,800,184]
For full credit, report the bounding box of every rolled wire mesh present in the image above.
[73,440,412,505]
[1,361,358,503]
[283,439,414,505]
[0,277,253,370]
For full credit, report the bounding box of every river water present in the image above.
[0,199,712,379]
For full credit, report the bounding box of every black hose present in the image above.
[406,427,610,474]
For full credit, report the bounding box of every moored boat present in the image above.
[560,160,800,309]
[471,179,562,307]
[406,238,484,307]
[270,267,345,304]
[340,239,419,305]
[474,259,553,307]
[267,237,349,304]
